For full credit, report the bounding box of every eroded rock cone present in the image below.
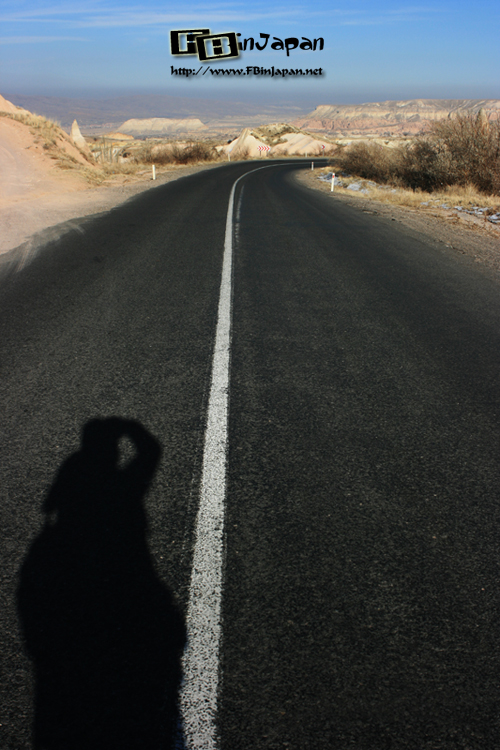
[70,119,90,152]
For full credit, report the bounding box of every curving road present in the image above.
[1,160,500,750]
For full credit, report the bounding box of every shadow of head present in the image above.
[17,417,186,750]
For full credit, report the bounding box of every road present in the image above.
[1,160,500,750]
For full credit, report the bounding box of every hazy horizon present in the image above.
[4,86,500,110]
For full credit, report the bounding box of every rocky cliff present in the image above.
[294,99,500,136]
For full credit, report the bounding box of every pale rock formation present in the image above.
[294,99,500,135]
[70,119,90,152]
[220,128,268,158]
[220,125,334,158]
[271,132,332,155]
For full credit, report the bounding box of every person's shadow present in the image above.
[17,418,186,750]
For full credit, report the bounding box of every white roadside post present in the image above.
[331,172,335,192]
[311,161,314,170]
[152,164,156,180]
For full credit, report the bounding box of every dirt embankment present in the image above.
[0,116,90,203]
[0,113,221,257]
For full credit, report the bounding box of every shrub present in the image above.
[229,146,250,160]
[336,141,398,184]
[395,139,454,192]
[427,113,500,194]
[134,141,219,166]
[335,112,500,195]
[172,142,219,164]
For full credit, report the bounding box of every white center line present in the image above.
[178,163,290,750]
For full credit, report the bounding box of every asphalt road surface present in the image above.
[1,161,499,750]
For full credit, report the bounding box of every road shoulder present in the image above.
[295,168,500,275]
[0,162,223,257]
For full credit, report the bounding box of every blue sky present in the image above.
[1,1,499,106]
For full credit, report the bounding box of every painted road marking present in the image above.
[178,163,293,750]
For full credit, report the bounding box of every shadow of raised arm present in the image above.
[18,418,185,750]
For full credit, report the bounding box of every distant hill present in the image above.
[119,117,207,135]
[3,93,309,131]
[294,99,500,136]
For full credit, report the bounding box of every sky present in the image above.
[0,0,499,107]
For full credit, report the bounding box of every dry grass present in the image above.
[76,166,106,186]
[227,147,252,160]
[365,185,497,210]
[102,162,140,176]
[318,169,500,216]
[0,110,100,183]
[1,110,62,135]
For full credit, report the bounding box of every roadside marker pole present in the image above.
[331,172,335,192]
[152,164,156,180]
[311,161,314,170]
